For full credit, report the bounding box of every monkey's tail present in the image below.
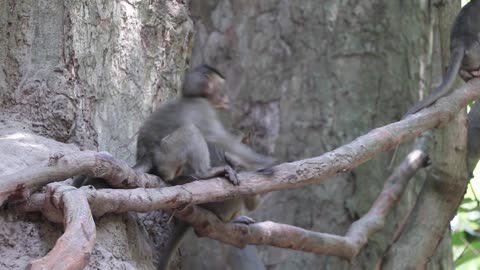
[71,175,87,188]
[157,220,191,270]
[227,246,266,270]
[403,46,464,118]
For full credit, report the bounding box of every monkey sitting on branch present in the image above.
[155,124,265,269]
[139,64,273,269]
[404,0,480,117]
[134,64,276,177]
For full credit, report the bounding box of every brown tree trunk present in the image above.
[0,0,193,269]
[178,1,457,269]
[0,0,464,269]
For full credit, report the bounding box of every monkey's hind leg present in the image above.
[194,165,239,185]
[232,215,256,224]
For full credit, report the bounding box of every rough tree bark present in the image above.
[180,1,458,269]
[0,0,193,269]
[0,0,464,270]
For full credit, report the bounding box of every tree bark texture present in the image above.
[180,1,455,269]
[0,0,193,269]
[0,0,464,269]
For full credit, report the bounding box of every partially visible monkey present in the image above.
[227,246,266,270]
[467,100,480,177]
[152,124,239,185]
[134,64,276,176]
[404,0,480,117]
[156,125,264,270]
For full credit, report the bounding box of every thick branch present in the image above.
[18,134,428,260]
[153,133,428,260]
[0,151,161,205]
[4,79,480,211]
[381,112,469,268]
[6,79,480,210]
[26,184,96,270]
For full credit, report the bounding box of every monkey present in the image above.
[134,64,276,176]
[403,0,480,118]
[134,64,275,269]
[155,125,263,270]
[152,124,239,185]
[467,100,480,177]
[227,246,266,270]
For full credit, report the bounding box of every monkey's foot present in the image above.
[197,165,239,185]
[224,166,240,185]
[232,215,256,225]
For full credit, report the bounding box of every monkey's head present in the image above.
[182,64,230,110]
[155,155,184,182]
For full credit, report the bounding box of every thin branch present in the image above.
[26,184,96,270]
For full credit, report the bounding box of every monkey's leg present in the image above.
[243,195,261,212]
[71,175,110,189]
[194,165,239,185]
[157,220,191,270]
[227,246,266,270]
[71,175,87,187]
[232,215,256,224]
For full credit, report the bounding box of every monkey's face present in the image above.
[156,158,183,182]
[207,75,230,110]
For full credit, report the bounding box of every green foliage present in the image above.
[453,163,480,269]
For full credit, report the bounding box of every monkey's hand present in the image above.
[232,215,256,225]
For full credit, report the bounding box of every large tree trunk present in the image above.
[0,0,464,269]
[0,0,193,269]
[178,1,456,269]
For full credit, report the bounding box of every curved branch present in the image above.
[381,110,469,267]
[171,134,429,260]
[5,79,480,210]
[26,184,96,270]
[8,79,480,263]
[0,151,162,205]
[18,133,428,260]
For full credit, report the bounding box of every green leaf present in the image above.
[455,240,480,267]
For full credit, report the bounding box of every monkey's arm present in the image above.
[403,47,464,118]
[132,158,153,173]
[202,119,276,168]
